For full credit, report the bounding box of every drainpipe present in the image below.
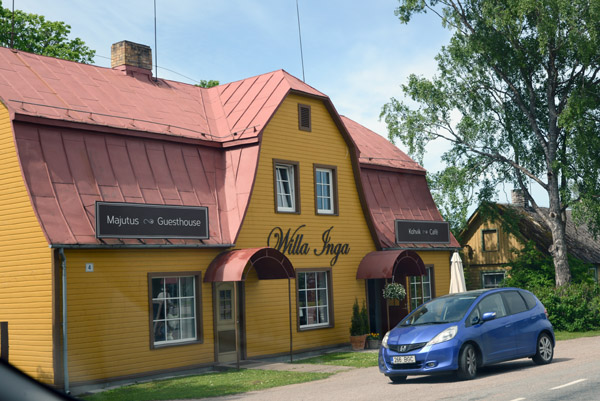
[58,248,69,394]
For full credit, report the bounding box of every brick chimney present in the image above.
[511,189,528,208]
[111,41,152,78]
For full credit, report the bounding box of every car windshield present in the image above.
[400,294,480,326]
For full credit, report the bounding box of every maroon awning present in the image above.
[356,250,426,280]
[204,247,295,282]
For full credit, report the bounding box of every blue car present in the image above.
[379,288,554,383]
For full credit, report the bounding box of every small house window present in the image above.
[298,104,311,132]
[482,229,499,251]
[481,271,505,288]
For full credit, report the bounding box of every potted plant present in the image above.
[367,333,380,349]
[349,299,368,350]
[382,281,406,303]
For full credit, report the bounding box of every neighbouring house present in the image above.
[0,40,459,391]
[460,190,600,289]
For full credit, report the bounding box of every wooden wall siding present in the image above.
[0,104,55,383]
[64,249,219,383]
[235,94,376,356]
[463,218,521,267]
[416,251,452,298]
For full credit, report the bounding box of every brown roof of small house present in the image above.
[496,204,600,264]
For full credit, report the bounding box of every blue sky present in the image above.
[11,0,530,207]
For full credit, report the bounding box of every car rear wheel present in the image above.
[389,375,407,383]
[457,344,477,380]
[532,333,554,365]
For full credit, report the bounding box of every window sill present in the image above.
[298,324,334,332]
[150,338,203,350]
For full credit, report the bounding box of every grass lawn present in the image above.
[82,369,332,401]
[555,330,600,341]
[295,351,378,368]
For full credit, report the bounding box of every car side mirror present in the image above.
[481,312,497,322]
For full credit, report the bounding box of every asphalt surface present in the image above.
[192,336,600,401]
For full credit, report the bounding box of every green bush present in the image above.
[532,283,600,332]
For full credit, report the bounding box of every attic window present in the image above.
[298,104,311,132]
[482,229,498,252]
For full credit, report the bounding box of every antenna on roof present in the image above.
[296,0,306,82]
[10,0,15,48]
[154,0,158,81]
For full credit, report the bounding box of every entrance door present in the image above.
[215,282,238,363]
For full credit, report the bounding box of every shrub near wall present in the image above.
[533,283,600,332]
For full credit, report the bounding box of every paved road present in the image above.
[199,336,600,401]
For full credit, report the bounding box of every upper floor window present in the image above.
[274,160,300,213]
[314,165,338,215]
[298,104,311,131]
[482,229,499,251]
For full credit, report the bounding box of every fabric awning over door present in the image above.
[204,247,295,282]
[356,250,426,280]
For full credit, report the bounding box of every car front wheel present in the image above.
[457,344,477,380]
[532,333,554,365]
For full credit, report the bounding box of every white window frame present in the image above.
[150,273,201,347]
[297,270,332,329]
[481,271,506,288]
[315,168,334,214]
[410,267,433,310]
[275,163,296,213]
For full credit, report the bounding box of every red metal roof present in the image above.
[342,116,460,250]
[14,121,256,245]
[340,115,425,173]
[0,47,325,144]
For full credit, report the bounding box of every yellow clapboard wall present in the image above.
[417,250,452,299]
[235,94,376,357]
[64,249,220,383]
[0,105,55,383]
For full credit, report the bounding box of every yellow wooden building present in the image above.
[461,192,600,288]
[0,41,459,391]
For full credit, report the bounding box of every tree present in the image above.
[381,0,600,286]
[195,80,220,88]
[0,0,95,63]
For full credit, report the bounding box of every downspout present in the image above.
[58,248,69,394]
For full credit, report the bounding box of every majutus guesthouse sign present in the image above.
[96,202,209,239]
[395,220,450,244]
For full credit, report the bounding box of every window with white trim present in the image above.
[482,271,505,288]
[316,168,334,214]
[410,267,433,310]
[150,274,201,347]
[297,270,332,329]
[275,163,297,212]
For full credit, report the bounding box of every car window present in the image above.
[401,294,479,326]
[477,293,507,318]
[520,290,537,310]
[502,291,529,315]
[466,306,481,327]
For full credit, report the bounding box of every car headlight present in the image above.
[381,331,390,349]
[426,326,458,346]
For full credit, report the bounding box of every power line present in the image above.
[94,54,202,84]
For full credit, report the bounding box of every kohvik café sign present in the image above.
[96,202,209,239]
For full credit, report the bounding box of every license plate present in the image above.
[392,355,416,364]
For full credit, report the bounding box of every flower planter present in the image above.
[367,339,381,349]
[350,334,367,350]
